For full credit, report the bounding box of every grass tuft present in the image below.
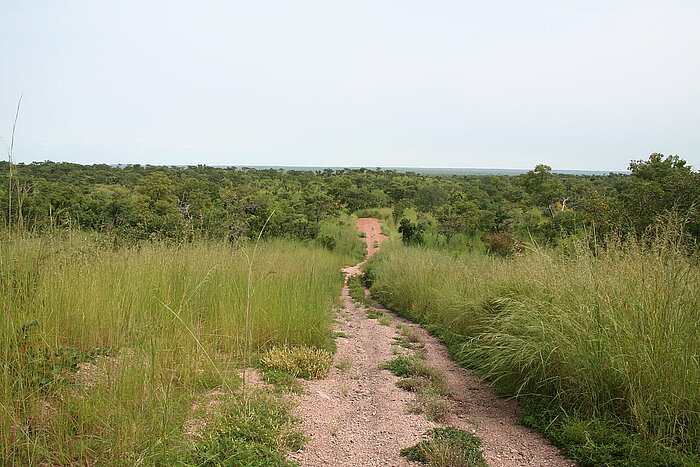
[335,357,352,372]
[381,356,451,421]
[260,368,304,394]
[397,324,425,347]
[401,427,486,466]
[260,346,333,380]
[378,314,392,326]
[185,390,303,466]
[347,275,366,302]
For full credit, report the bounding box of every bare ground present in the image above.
[290,217,575,466]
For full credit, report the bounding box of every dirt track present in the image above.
[290,218,575,466]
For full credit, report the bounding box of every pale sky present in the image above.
[1,1,699,171]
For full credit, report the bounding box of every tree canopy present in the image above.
[2,154,697,244]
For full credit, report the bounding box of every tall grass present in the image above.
[367,230,700,463]
[319,213,367,260]
[1,231,346,464]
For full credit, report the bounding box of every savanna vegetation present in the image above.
[2,152,699,465]
[367,227,700,466]
[1,229,362,464]
[364,156,700,466]
[3,153,698,247]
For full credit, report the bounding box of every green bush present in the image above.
[318,234,337,251]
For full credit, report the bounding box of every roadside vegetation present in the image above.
[185,389,304,466]
[367,225,700,466]
[360,154,700,466]
[0,226,362,465]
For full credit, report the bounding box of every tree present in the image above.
[415,184,448,213]
[620,153,700,236]
[436,200,494,239]
[521,164,565,208]
[301,188,335,222]
[398,218,425,245]
[628,153,691,180]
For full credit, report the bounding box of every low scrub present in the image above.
[481,232,523,257]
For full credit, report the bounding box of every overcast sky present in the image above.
[1,1,699,171]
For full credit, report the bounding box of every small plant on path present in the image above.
[261,346,333,379]
[401,427,486,467]
[347,275,366,302]
[380,355,452,422]
[397,324,425,348]
[335,357,352,372]
[186,390,304,466]
[378,314,392,326]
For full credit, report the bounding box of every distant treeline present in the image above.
[2,153,698,243]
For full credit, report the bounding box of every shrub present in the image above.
[481,232,522,257]
[398,218,425,245]
[318,234,337,250]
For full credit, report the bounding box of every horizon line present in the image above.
[8,160,630,173]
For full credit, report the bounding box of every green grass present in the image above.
[0,231,349,464]
[367,230,700,465]
[335,357,352,371]
[380,356,449,394]
[260,345,333,379]
[260,368,305,394]
[377,314,392,326]
[361,305,391,325]
[183,390,303,466]
[318,213,366,262]
[401,427,486,467]
[392,336,415,349]
[381,355,451,422]
[365,308,386,320]
[347,275,366,302]
[397,324,425,347]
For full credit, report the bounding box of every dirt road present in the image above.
[290,218,574,466]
